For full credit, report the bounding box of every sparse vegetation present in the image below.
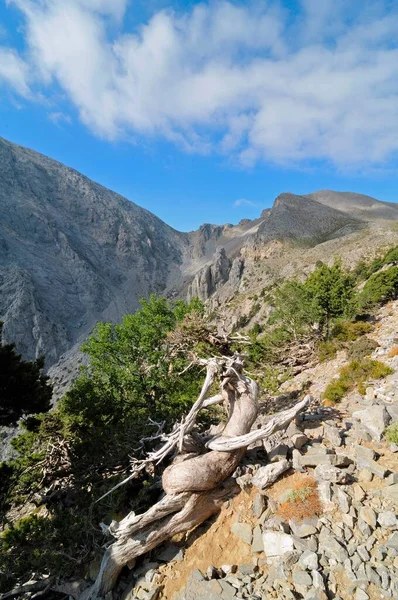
[346,337,379,361]
[385,422,398,444]
[276,476,322,521]
[323,359,393,403]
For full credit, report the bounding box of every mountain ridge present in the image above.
[1,136,398,381]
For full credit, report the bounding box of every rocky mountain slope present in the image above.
[1,136,398,384]
[114,300,398,600]
[0,137,189,365]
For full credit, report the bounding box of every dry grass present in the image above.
[388,347,398,358]
[271,474,322,522]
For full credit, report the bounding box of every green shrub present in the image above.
[318,339,344,362]
[0,323,52,426]
[385,422,398,444]
[360,266,398,308]
[347,337,379,361]
[323,359,393,403]
[331,320,373,341]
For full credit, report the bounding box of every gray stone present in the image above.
[386,473,398,485]
[358,469,373,483]
[219,581,236,599]
[319,533,348,563]
[285,421,309,450]
[352,406,391,441]
[365,535,376,551]
[238,564,255,576]
[359,507,377,529]
[365,564,381,586]
[354,445,387,478]
[251,525,264,553]
[262,531,294,557]
[292,569,312,587]
[378,511,397,527]
[231,522,252,545]
[386,532,398,551]
[382,483,398,502]
[268,443,289,462]
[290,522,318,538]
[251,460,290,491]
[335,488,351,513]
[313,464,348,483]
[156,544,184,562]
[357,545,370,562]
[324,424,342,447]
[298,450,351,468]
[282,550,300,569]
[351,483,366,502]
[251,494,265,519]
[299,550,318,571]
[355,590,369,600]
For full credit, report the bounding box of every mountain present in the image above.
[1,136,398,385]
[0,137,187,364]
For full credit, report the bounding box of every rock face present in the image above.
[2,136,398,374]
[0,136,187,365]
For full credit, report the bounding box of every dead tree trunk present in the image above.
[90,355,310,598]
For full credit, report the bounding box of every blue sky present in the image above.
[1,0,398,231]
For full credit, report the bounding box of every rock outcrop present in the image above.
[1,135,398,374]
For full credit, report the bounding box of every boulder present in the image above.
[352,406,391,441]
[231,522,252,545]
[262,531,295,557]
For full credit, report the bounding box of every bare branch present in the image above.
[206,395,310,451]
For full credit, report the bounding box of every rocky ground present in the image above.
[108,302,398,600]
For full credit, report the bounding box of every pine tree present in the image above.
[0,323,52,425]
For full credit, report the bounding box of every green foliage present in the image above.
[269,281,317,340]
[331,320,373,341]
[354,245,398,281]
[317,339,344,362]
[385,422,398,444]
[0,323,52,426]
[323,359,393,402]
[0,295,209,590]
[286,486,314,503]
[346,337,379,361]
[304,261,357,337]
[360,266,398,308]
[0,512,92,591]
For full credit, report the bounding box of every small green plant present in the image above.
[331,320,373,341]
[347,337,379,361]
[318,339,344,362]
[385,422,398,444]
[286,485,314,503]
[323,359,393,403]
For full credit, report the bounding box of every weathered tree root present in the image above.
[89,356,310,598]
[90,480,238,597]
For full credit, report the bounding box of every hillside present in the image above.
[0,137,187,364]
[102,300,398,600]
[1,136,398,387]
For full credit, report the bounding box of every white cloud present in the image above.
[234,199,258,208]
[6,0,398,168]
[0,46,29,96]
[48,111,72,125]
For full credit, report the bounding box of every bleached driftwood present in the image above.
[90,355,310,597]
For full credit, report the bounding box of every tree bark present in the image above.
[89,356,310,598]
